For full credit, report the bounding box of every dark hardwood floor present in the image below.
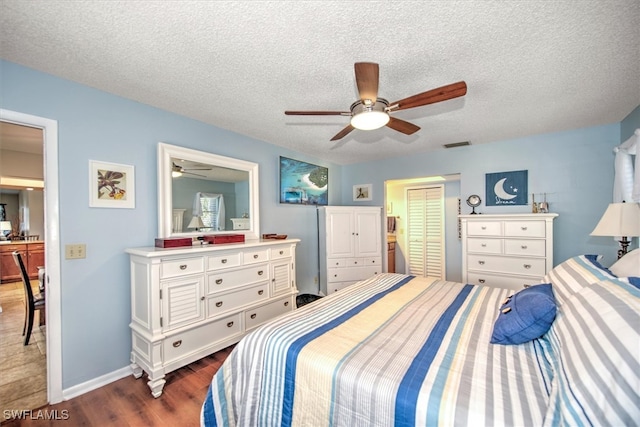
[1,345,234,426]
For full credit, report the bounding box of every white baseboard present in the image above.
[62,365,132,400]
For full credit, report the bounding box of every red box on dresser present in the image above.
[203,234,245,244]
[154,237,193,248]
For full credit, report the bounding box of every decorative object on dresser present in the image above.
[154,237,193,249]
[460,213,557,291]
[466,194,481,214]
[126,238,299,397]
[318,206,382,294]
[590,201,640,259]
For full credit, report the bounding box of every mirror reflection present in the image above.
[171,159,250,233]
[158,143,260,240]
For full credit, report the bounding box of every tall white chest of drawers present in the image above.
[126,239,299,397]
[460,214,557,291]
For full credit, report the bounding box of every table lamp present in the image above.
[590,201,640,259]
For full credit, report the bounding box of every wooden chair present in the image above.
[12,251,45,345]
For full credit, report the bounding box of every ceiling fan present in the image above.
[172,162,211,178]
[285,62,467,141]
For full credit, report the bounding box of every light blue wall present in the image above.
[1,59,637,391]
[342,122,631,269]
[0,60,341,389]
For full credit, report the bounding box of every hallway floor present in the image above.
[0,280,47,416]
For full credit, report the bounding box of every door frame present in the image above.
[0,108,63,403]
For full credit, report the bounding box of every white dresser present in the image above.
[318,206,382,294]
[460,214,557,291]
[126,239,299,397]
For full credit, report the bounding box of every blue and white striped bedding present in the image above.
[201,274,554,426]
[201,261,640,426]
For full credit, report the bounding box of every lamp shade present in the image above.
[187,216,204,229]
[590,202,640,237]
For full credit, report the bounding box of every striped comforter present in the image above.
[201,274,553,426]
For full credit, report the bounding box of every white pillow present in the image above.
[609,248,640,277]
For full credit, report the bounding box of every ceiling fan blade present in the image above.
[386,117,420,135]
[285,111,350,116]
[389,81,467,111]
[354,62,379,102]
[330,125,355,141]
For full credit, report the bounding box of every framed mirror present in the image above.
[158,142,260,240]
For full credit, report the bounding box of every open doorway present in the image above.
[0,109,62,407]
[384,174,463,282]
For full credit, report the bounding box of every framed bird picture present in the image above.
[485,170,528,206]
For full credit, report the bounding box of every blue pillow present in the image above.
[491,283,557,345]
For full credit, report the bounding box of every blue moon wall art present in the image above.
[485,170,528,206]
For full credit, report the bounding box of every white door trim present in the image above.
[0,108,63,403]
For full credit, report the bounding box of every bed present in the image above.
[201,254,640,426]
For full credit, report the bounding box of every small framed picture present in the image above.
[89,160,135,208]
[353,184,372,201]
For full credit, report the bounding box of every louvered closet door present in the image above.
[407,186,444,278]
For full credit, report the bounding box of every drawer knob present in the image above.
[354,261,358,264]
[521,226,528,230]
[253,254,259,259]
[284,301,289,306]
[221,259,227,264]
[481,243,486,247]
[250,313,257,319]
[479,279,486,283]
[258,270,264,275]
[521,245,528,249]
[227,321,234,328]
[216,301,223,307]
[334,274,338,277]
[524,264,532,269]
[279,250,284,255]
[200,296,205,301]
[478,260,485,265]
[481,226,486,230]
[172,340,182,348]
[180,264,187,270]
[216,279,223,285]
[258,290,264,295]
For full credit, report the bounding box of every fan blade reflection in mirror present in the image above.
[284,111,350,116]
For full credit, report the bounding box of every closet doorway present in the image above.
[384,174,462,282]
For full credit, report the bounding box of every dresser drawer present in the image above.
[467,238,502,254]
[327,281,358,294]
[207,283,269,317]
[504,221,546,238]
[327,258,347,268]
[468,254,546,277]
[245,297,293,330]
[327,265,380,283]
[160,257,204,279]
[345,257,380,267]
[270,245,292,260]
[466,272,539,292]
[243,249,270,265]
[504,239,546,257]
[467,221,502,236]
[163,314,241,364]
[207,264,269,293]
[207,252,242,270]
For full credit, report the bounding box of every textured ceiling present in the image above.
[1,1,638,165]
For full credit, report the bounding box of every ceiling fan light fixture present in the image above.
[350,99,390,130]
